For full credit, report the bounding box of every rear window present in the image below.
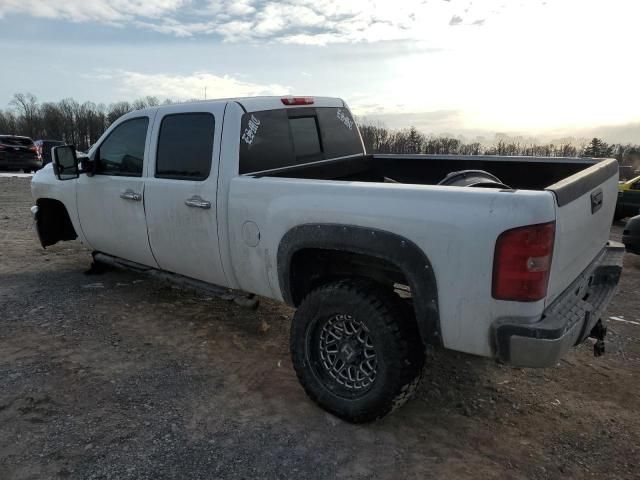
[0,136,34,147]
[156,113,215,180]
[316,108,362,158]
[239,107,363,174]
[289,117,322,159]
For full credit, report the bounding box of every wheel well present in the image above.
[278,224,441,346]
[35,198,77,247]
[289,248,410,306]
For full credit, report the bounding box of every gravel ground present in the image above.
[1,176,639,479]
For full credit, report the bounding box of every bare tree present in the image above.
[10,93,39,138]
[0,109,18,134]
[106,101,133,125]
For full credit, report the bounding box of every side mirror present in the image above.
[52,145,79,180]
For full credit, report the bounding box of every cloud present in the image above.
[0,0,188,24]
[356,109,465,134]
[86,70,290,100]
[0,0,504,44]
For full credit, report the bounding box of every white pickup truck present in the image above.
[31,96,623,423]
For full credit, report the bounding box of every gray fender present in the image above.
[277,223,441,346]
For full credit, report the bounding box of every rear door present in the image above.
[76,115,158,267]
[144,103,227,286]
[545,159,619,304]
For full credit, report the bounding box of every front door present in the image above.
[77,115,158,267]
[143,104,227,286]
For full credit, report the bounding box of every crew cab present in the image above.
[31,96,623,422]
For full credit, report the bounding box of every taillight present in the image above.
[492,222,555,301]
[281,96,314,106]
[29,145,37,153]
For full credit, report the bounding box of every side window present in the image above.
[96,117,149,176]
[156,113,215,180]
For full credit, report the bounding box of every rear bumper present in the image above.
[493,241,624,367]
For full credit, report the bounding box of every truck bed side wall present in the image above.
[262,154,597,190]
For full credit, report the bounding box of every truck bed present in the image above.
[257,154,599,191]
[248,153,619,323]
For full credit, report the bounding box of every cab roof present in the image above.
[135,96,345,116]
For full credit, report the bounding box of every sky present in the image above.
[0,0,639,142]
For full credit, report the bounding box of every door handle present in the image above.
[185,195,211,209]
[120,190,142,201]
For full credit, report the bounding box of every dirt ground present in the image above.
[1,176,639,480]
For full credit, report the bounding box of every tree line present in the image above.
[1,93,638,166]
[359,124,640,165]
[0,93,166,151]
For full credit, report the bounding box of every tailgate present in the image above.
[545,159,619,305]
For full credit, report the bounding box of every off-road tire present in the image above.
[290,279,424,423]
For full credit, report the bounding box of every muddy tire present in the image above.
[290,279,424,423]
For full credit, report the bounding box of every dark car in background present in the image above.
[0,135,40,172]
[34,139,63,167]
[622,215,640,255]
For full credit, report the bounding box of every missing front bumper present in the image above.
[493,241,624,368]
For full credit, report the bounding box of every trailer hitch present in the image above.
[589,320,607,357]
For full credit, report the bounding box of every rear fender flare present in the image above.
[277,223,441,346]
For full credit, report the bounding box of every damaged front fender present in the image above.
[32,199,77,248]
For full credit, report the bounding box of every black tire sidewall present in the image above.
[291,281,422,422]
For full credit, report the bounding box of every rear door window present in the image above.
[156,113,215,180]
[239,107,363,174]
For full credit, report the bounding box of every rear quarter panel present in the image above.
[225,177,557,357]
